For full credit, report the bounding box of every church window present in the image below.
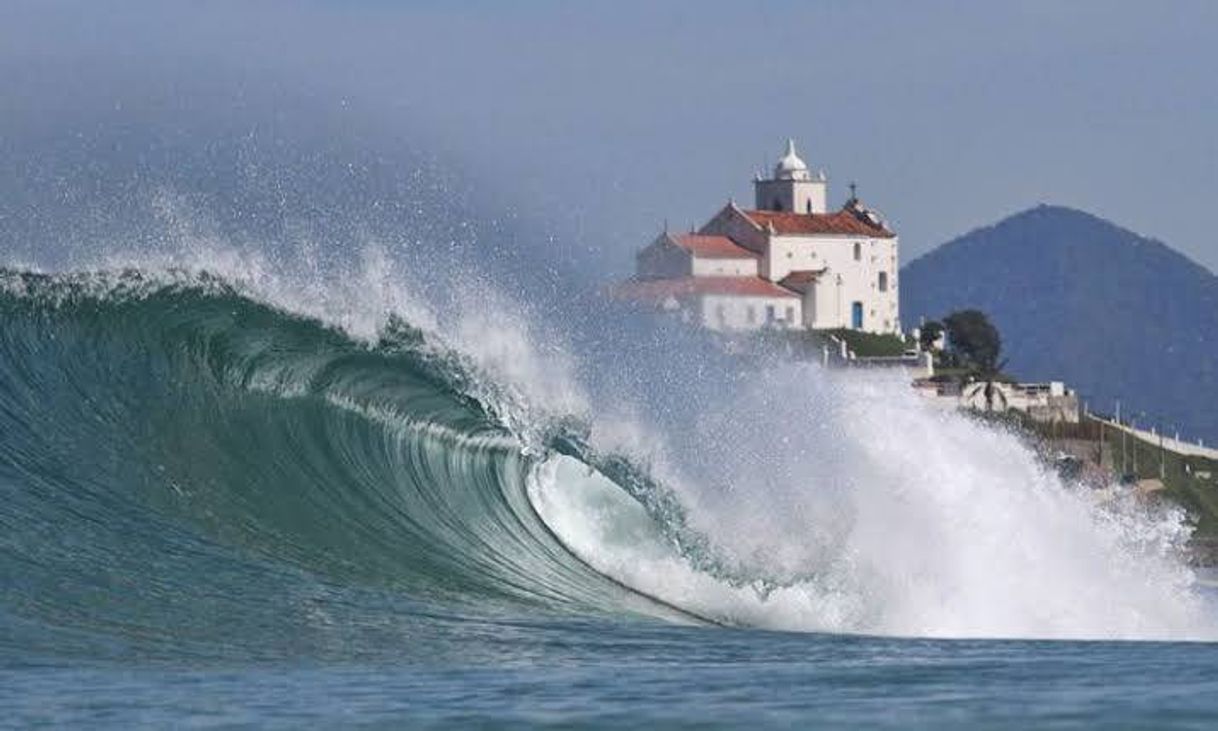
[878,271,888,292]
[772,198,783,211]
[806,200,812,214]
[853,242,862,261]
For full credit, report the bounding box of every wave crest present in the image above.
[0,267,1213,652]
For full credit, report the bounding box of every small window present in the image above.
[772,198,783,212]
[716,304,726,325]
[786,306,795,322]
[853,242,862,261]
[747,306,756,324]
[878,271,888,292]
[766,305,776,324]
[805,200,812,214]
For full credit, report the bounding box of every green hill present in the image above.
[901,205,1218,445]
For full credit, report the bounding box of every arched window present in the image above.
[805,200,812,214]
[853,242,862,261]
[878,271,888,292]
[772,198,783,212]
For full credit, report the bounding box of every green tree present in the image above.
[943,309,1002,373]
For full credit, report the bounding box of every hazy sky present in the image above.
[3,0,1216,275]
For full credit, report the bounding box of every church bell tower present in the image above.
[753,139,827,214]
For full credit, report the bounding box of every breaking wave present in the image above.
[0,263,1213,662]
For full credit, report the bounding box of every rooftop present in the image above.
[778,269,826,294]
[669,233,759,259]
[742,208,895,238]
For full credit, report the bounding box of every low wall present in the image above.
[1086,415,1218,461]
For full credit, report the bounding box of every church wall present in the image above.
[768,234,900,333]
[698,294,801,331]
[805,279,838,329]
[690,256,758,277]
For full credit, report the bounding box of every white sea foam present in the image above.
[534,363,1214,640]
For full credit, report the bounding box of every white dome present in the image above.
[774,138,810,181]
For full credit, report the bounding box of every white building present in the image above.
[914,379,1082,424]
[616,140,901,334]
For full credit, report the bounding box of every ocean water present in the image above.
[2,263,1217,729]
[6,628,1218,729]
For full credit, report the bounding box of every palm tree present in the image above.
[962,358,1010,413]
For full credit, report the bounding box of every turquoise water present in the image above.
[2,269,1216,728]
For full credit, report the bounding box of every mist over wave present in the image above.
[1,217,1213,648]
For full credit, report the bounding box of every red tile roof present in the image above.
[670,233,759,259]
[612,276,798,302]
[742,209,895,238]
[778,269,826,293]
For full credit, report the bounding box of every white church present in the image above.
[616,140,900,335]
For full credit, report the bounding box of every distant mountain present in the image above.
[901,204,1218,444]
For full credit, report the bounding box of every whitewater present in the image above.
[3,234,1218,728]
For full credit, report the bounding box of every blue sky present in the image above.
[3,0,1216,274]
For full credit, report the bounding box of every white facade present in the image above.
[775,234,898,333]
[622,139,901,335]
[700,293,802,331]
[613,273,802,333]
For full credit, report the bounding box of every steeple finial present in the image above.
[774,138,809,180]
[848,181,858,203]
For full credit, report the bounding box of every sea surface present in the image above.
[6,627,1218,729]
[2,268,1217,729]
